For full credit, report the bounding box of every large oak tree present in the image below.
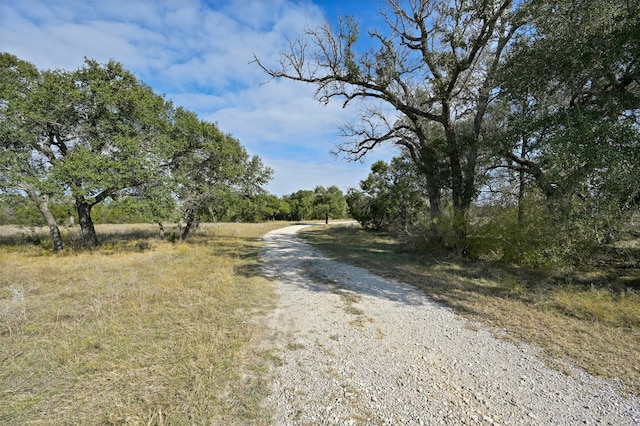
[491,0,640,240]
[255,0,528,250]
[0,54,65,251]
[1,56,273,250]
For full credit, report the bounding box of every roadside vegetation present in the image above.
[0,222,287,425]
[300,224,640,395]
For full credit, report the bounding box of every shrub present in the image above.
[1,285,27,336]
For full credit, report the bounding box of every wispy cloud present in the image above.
[0,0,396,195]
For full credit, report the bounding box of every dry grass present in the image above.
[0,222,289,425]
[300,225,640,395]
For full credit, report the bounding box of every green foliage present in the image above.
[0,196,74,228]
[0,55,66,207]
[495,0,640,208]
[266,195,292,221]
[285,190,315,221]
[504,0,639,113]
[91,192,177,225]
[346,158,429,233]
[222,194,275,223]
[345,189,378,228]
[230,194,291,222]
[167,108,273,237]
[465,192,638,269]
[278,187,347,222]
[467,199,560,267]
[0,55,273,247]
[313,185,347,222]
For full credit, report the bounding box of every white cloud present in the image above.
[0,0,399,197]
[207,79,343,146]
[264,156,375,196]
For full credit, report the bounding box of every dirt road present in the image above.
[260,224,639,425]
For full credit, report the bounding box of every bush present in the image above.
[466,195,620,268]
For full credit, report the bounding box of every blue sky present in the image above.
[0,0,395,196]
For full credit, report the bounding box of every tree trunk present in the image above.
[76,197,98,248]
[158,222,165,239]
[180,208,196,241]
[517,169,525,227]
[27,191,64,253]
[45,214,64,253]
[407,130,443,222]
[517,136,528,228]
[325,213,329,224]
[443,123,469,252]
[38,199,64,253]
[420,153,442,221]
[426,182,441,220]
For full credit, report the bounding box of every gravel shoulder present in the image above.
[260,224,640,425]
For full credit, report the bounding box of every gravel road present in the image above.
[260,224,640,425]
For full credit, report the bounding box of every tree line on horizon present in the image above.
[0,185,348,228]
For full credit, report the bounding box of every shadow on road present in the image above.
[261,225,434,307]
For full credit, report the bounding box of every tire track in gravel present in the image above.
[260,224,640,425]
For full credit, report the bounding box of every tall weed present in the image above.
[1,284,27,336]
[466,200,602,268]
[545,286,640,328]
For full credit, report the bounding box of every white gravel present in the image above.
[260,224,640,425]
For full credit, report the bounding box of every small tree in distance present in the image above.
[167,108,273,241]
[313,185,348,224]
[346,158,428,235]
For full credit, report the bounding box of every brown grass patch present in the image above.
[0,222,290,425]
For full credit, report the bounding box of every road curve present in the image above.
[260,224,639,425]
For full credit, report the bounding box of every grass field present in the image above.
[0,222,288,425]
[2,221,638,424]
[300,224,640,395]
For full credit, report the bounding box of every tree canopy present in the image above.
[255,0,640,256]
[255,0,529,249]
[0,54,273,250]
